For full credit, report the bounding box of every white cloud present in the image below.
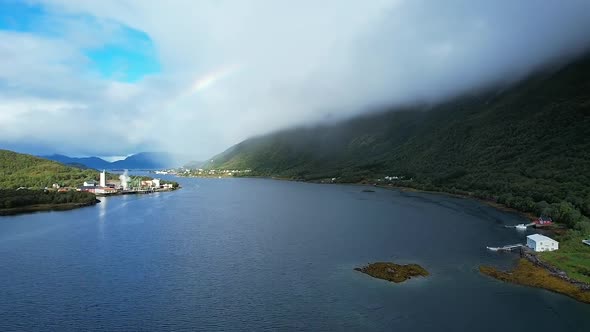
[1,0,590,159]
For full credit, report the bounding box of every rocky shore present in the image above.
[480,247,590,304]
[521,248,590,291]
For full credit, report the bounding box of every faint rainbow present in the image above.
[163,64,241,111]
[187,64,241,95]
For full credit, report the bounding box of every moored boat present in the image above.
[534,216,553,228]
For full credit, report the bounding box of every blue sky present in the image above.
[0,0,160,82]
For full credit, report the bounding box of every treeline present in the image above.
[0,189,97,210]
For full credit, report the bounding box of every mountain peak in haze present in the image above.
[111,152,180,169]
[41,152,186,170]
[40,154,112,170]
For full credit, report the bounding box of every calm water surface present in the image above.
[1,177,589,331]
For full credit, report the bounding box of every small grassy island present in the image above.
[355,262,429,283]
[480,259,590,304]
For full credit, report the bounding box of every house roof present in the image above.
[527,234,557,243]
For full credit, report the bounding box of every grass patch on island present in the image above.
[355,262,429,283]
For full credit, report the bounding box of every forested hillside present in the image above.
[208,54,590,230]
[0,150,101,189]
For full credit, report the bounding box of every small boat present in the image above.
[505,223,529,230]
[534,216,553,228]
[583,240,590,247]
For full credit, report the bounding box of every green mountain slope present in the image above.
[208,55,590,229]
[0,150,101,189]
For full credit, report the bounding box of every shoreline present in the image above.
[0,187,179,216]
[95,187,178,197]
[183,174,538,222]
[0,200,99,216]
[357,182,539,222]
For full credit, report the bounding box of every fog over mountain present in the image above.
[1,0,589,159]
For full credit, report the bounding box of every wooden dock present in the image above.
[486,244,523,252]
[505,223,534,229]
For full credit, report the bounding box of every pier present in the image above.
[486,244,523,252]
[504,222,534,229]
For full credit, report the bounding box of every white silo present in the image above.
[100,170,106,187]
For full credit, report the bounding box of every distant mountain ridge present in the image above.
[41,154,112,169]
[111,152,180,169]
[41,152,184,170]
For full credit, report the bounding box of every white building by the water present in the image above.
[83,180,97,187]
[526,234,559,252]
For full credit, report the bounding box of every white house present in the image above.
[526,234,559,252]
[83,180,97,187]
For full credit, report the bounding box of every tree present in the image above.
[558,201,582,227]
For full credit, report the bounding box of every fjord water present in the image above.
[1,178,589,331]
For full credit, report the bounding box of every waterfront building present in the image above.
[526,234,559,252]
[78,186,116,194]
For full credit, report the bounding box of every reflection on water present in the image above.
[97,196,107,240]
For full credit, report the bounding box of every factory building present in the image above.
[79,170,167,194]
